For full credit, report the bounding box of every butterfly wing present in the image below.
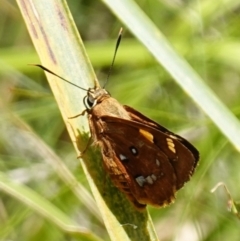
[123,105,199,189]
[95,109,199,209]
[98,118,177,208]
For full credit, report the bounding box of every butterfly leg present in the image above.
[68,109,88,119]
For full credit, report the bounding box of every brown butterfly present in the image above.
[34,29,199,210]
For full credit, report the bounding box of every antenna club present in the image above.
[103,28,123,88]
[119,27,123,36]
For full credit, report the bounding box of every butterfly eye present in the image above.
[83,96,97,109]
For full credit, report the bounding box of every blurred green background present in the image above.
[1,0,240,241]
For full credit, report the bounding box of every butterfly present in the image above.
[34,29,199,210]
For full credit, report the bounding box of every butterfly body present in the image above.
[85,86,199,210]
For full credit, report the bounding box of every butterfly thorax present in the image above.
[86,87,130,119]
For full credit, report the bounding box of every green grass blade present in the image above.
[0,172,103,241]
[102,0,240,150]
[16,1,158,240]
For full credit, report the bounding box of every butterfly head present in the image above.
[84,87,110,110]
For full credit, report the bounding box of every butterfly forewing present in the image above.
[122,106,199,189]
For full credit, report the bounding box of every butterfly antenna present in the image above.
[103,28,123,88]
[30,64,88,91]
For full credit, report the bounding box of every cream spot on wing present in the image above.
[166,138,174,145]
[146,176,154,185]
[119,154,128,161]
[168,146,176,153]
[166,138,176,153]
[130,146,138,155]
[139,129,154,143]
[151,174,157,180]
[169,134,178,140]
[156,159,160,166]
[135,176,146,187]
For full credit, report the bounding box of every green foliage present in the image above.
[1,0,240,240]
